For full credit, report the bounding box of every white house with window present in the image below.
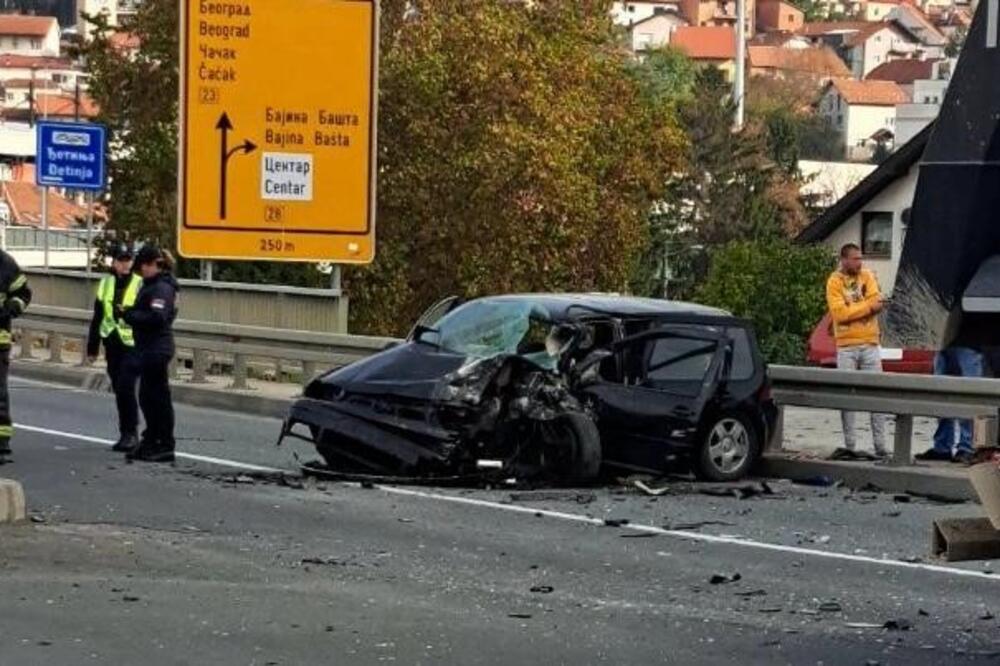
[0,16,60,58]
[819,78,908,161]
[629,12,689,51]
[797,124,931,292]
[611,1,683,26]
[895,59,953,144]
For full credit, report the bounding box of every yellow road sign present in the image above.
[178,0,378,263]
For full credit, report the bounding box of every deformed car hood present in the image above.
[315,342,471,400]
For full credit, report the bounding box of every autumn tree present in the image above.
[347,0,686,334]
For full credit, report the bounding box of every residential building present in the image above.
[76,0,117,40]
[894,58,952,144]
[0,15,60,56]
[750,30,812,48]
[0,1,76,28]
[678,0,755,37]
[748,44,852,81]
[670,25,739,80]
[887,3,946,57]
[629,12,688,52]
[819,78,908,160]
[928,6,971,39]
[612,1,683,25]
[797,124,931,291]
[803,21,922,77]
[866,57,938,98]
[756,0,803,33]
[0,54,81,86]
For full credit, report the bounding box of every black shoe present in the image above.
[129,445,175,463]
[829,448,860,461]
[915,448,953,462]
[125,440,156,461]
[952,450,975,465]
[111,434,139,453]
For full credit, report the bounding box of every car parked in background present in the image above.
[807,313,934,373]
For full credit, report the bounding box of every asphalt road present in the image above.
[2,376,1000,665]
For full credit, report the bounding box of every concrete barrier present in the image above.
[0,478,26,523]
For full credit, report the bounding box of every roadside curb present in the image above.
[11,360,294,420]
[761,454,975,501]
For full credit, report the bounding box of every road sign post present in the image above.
[178,0,379,263]
[36,121,108,270]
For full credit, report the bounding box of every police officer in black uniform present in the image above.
[122,245,178,463]
[86,243,143,453]
[0,250,30,463]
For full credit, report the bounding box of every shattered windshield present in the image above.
[426,300,557,361]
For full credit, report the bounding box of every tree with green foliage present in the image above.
[697,239,834,364]
[347,0,687,334]
[78,0,178,248]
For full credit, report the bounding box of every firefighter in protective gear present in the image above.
[0,250,30,463]
[123,244,178,463]
[86,242,143,452]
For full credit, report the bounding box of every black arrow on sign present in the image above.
[216,112,257,220]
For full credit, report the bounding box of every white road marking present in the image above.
[379,486,1000,583]
[16,422,1000,583]
[16,424,286,474]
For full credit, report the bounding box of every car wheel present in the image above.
[695,413,759,482]
[539,412,602,484]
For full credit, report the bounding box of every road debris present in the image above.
[508,613,532,619]
[794,475,837,488]
[509,491,596,504]
[632,479,671,496]
[818,602,843,613]
[529,585,554,594]
[882,619,912,631]
[709,573,742,585]
[603,518,630,527]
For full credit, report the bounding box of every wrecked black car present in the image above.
[279,294,777,482]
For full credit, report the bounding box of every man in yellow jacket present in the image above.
[825,243,888,458]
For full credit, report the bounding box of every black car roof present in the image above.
[475,293,733,321]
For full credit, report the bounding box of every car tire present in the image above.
[694,412,759,482]
[540,412,602,484]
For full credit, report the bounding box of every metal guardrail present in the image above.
[13,305,397,388]
[11,307,1000,467]
[768,365,1000,465]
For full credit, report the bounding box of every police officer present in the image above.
[86,242,143,453]
[0,250,30,463]
[122,245,178,463]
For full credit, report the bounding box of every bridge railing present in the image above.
[13,305,396,389]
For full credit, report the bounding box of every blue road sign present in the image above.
[36,121,107,190]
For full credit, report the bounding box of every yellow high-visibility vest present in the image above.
[97,273,142,346]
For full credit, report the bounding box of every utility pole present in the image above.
[734,0,747,130]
